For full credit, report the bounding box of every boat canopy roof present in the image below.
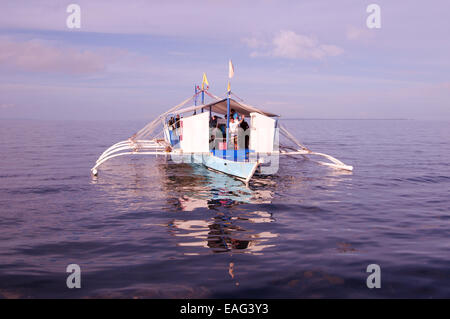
[168,98,278,118]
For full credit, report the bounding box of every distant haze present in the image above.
[0,0,449,120]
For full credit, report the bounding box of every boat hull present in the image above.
[169,152,259,183]
[202,154,259,183]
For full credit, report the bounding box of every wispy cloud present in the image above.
[0,37,117,75]
[346,26,374,42]
[243,30,344,60]
[0,103,15,109]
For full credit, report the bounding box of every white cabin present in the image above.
[163,98,278,158]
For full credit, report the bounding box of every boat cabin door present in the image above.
[249,112,276,153]
[179,111,210,153]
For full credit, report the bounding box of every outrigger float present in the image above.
[91,68,353,183]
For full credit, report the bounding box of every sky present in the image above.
[0,0,449,120]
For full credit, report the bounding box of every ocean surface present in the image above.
[0,119,449,298]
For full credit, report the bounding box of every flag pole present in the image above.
[194,84,198,106]
[201,72,208,105]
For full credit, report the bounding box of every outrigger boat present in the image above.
[92,68,353,183]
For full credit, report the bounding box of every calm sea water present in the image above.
[0,119,449,298]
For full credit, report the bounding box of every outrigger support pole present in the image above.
[278,124,353,171]
[90,139,169,176]
[278,148,353,171]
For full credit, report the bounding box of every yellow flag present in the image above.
[227,81,231,92]
[202,73,209,90]
[228,59,234,79]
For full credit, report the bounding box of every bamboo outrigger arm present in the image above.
[278,125,353,171]
[278,148,353,171]
[91,138,170,176]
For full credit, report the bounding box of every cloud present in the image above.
[0,103,15,109]
[244,30,344,60]
[241,37,269,50]
[0,37,111,75]
[346,25,375,42]
[438,82,450,89]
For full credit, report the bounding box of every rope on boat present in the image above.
[230,91,245,102]
[278,124,353,171]
[204,91,223,101]
[131,93,200,141]
[133,90,222,141]
[279,124,310,151]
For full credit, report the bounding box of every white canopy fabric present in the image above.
[168,98,278,118]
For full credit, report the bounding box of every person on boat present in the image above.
[219,115,227,137]
[239,115,250,150]
[229,114,244,150]
[239,115,248,131]
[210,125,223,150]
[209,115,218,150]
[172,114,181,144]
[231,108,241,121]
[209,115,218,128]
[168,117,175,144]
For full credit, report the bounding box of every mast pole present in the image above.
[226,81,230,149]
[226,60,234,151]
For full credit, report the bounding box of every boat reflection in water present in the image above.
[159,162,278,255]
[169,212,278,255]
[93,158,278,256]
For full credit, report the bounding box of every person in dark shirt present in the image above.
[240,116,249,131]
[167,117,175,144]
[169,117,175,127]
[209,115,218,128]
[239,115,250,150]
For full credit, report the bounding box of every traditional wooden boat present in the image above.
[92,67,353,183]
